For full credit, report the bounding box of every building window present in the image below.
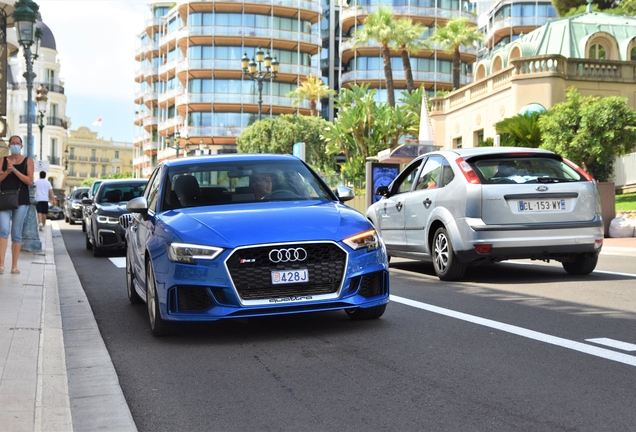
[115,151,120,159]
[454,137,463,149]
[102,165,107,176]
[631,46,636,60]
[91,165,96,177]
[50,138,57,158]
[474,130,484,146]
[46,69,55,85]
[589,43,607,59]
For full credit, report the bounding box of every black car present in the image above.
[64,187,89,224]
[47,202,64,220]
[82,180,103,232]
[84,179,147,257]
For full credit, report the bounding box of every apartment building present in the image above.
[133,1,321,177]
[65,126,134,191]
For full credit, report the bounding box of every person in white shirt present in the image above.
[34,171,56,231]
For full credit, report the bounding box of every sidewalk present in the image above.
[0,222,135,432]
[1,222,634,432]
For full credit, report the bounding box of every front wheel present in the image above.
[432,227,466,281]
[562,253,598,275]
[345,304,387,320]
[146,260,172,336]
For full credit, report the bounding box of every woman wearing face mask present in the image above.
[0,136,35,274]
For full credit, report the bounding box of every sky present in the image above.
[36,0,150,142]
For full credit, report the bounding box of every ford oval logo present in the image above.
[536,186,549,192]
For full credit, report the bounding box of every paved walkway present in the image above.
[0,222,135,432]
[0,221,634,431]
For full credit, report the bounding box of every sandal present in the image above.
[0,267,4,274]
[11,268,20,274]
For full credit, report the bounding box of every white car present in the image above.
[366,147,604,280]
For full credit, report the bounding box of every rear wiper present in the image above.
[536,177,571,183]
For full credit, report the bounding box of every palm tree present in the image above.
[495,112,543,147]
[429,17,483,90]
[392,18,427,94]
[288,74,336,117]
[353,7,397,107]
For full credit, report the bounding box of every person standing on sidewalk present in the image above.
[34,171,56,231]
[0,136,34,275]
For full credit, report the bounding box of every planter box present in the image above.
[597,182,616,237]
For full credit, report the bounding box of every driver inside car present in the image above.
[250,172,273,200]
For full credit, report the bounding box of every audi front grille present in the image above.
[226,243,347,301]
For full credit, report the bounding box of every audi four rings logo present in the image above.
[269,248,308,263]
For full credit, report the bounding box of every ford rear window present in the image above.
[470,157,584,184]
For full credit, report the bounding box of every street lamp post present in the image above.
[14,0,43,253]
[241,47,279,121]
[36,84,48,160]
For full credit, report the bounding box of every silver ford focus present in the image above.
[366,147,604,280]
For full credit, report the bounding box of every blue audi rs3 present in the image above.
[123,154,389,336]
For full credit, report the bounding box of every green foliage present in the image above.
[495,112,543,148]
[429,17,483,89]
[287,74,336,117]
[236,114,336,174]
[616,192,636,211]
[321,84,420,183]
[552,0,618,16]
[538,87,636,182]
[80,172,133,187]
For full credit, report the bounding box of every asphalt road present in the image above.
[60,224,636,432]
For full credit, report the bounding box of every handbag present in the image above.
[0,160,22,211]
[0,188,19,211]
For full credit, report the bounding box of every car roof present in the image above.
[162,153,301,169]
[432,147,555,159]
[97,179,148,185]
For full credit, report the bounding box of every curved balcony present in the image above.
[157,116,185,135]
[177,0,322,23]
[175,58,321,80]
[142,140,159,154]
[142,116,158,133]
[135,40,158,62]
[134,133,150,145]
[158,57,183,78]
[134,111,148,126]
[175,92,310,112]
[340,39,476,64]
[143,92,158,109]
[176,25,321,55]
[144,16,163,37]
[142,64,158,83]
[341,5,477,34]
[158,86,185,105]
[341,69,470,87]
[47,116,69,129]
[484,16,553,46]
[134,89,144,105]
[134,66,144,83]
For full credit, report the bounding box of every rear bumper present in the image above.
[452,216,604,263]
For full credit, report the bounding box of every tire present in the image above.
[126,252,143,304]
[432,227,466,281]
[69,219,74,225]
[562,253,598,275]
[345,304,387,320]
[146,260,171,336]
[65,214,69,223]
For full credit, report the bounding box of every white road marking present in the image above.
[109,257,126,268]
[390,295,636,367]
[504,260,636,278]
[585,338,636,352]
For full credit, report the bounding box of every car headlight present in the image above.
[168,243,224,264]
[96,215,120,224]
[343,229,380,252]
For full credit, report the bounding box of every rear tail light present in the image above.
[563,158,594,181]
[456,157,481,184]
[474,244,491,254]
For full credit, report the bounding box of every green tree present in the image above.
[495,112,544,148]
[321,84,420,183]
[392,18,427,94]
[287,74,336,117]
[538,87,636,181]
[353,7,397,107]
[236,114,335,174]
[551,0,618,16]
[429,17,483,91]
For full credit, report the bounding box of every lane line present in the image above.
[390,295,636,368]
[504,260,636,278]
[585,338,636,352]
[109,257,126,268]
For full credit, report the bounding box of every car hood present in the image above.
[97,203,128,214]
[160,201,369,247]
